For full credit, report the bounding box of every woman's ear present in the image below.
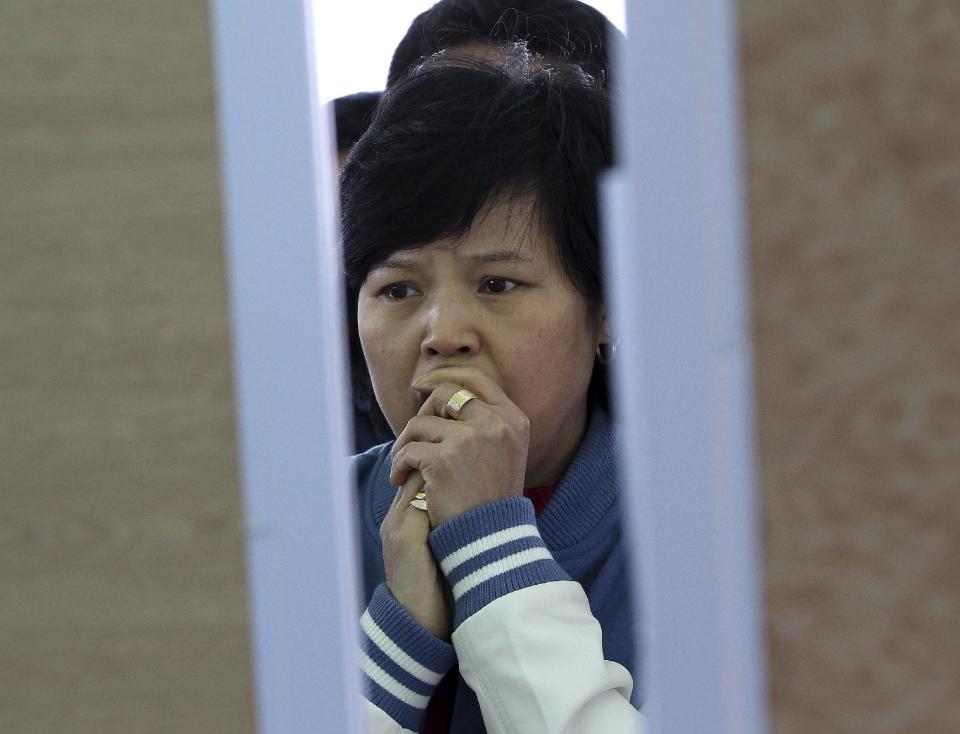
[595,307,619,365]
[597,306,613,346]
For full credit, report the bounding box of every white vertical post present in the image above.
[605,1,769,732]
[209,2,363,733]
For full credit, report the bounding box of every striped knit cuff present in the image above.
[360,584,456,731]
[429,496,570,629]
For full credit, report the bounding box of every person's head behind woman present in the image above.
[387,0,620,89]
[341,44,613,477]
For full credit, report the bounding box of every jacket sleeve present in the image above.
[365,700,416,734]
[429,496,645,734]
[360,583,456,733]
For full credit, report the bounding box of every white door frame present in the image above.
[605,2,768,732]
[209,0,364,731]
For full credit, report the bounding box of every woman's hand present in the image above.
[390,367,530,527]
[380,470,452,639]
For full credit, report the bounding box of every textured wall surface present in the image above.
[0,2,254,733]
[4,1,959,733]
[741,1,960,731]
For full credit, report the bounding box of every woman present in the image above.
[341,46,641,733]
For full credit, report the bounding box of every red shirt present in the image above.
[422,484,559,733]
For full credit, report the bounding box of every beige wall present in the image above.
[742,0,960,731]
[2,1,958,733]
[0,2,253,732]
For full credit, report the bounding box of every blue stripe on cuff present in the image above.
[452,557,568,627]
[443,534,548,587]
[429,496,538,562]
[429,496,570,628]
[361,584,456,730]
[364,675,430,731]
[366,584,456,674]
[363,637,438,698]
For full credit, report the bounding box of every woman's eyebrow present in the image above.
[468,249,533,264]
[370,255,417,272]
[371,249,533,271]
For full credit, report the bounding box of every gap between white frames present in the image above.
[211,0,768,731]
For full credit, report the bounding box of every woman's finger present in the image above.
[413,367,512,413]
[398,469,425,502]
[391,413,469,461]
[386,474,407,514]
[389,441,422,488]
[384,468,424,521]
[391,440,451,488]
[416,381,494,423]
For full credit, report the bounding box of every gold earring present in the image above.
[596,340,618,365]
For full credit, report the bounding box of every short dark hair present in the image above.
[341,46,613,440]
[387,0,619,89]
[333,91,383,152]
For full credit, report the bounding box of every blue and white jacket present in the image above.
[353,409,643,733]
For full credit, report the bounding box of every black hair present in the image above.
[333,91,383,152]
[341,46,613,440]
[387,0,620,89]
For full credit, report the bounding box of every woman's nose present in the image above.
[420,299,480,357]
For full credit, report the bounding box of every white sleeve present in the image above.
[453,581,643,734]
[428,496,644,734]
[364,698,417,734]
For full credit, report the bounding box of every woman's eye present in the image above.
[481,277,519,294]
[382,283,420,300]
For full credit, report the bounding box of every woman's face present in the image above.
[357,200,605,486]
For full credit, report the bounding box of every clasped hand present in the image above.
[379,367,530,638]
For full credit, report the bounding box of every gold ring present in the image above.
[445,388,477,420]
[409,489,428,511]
